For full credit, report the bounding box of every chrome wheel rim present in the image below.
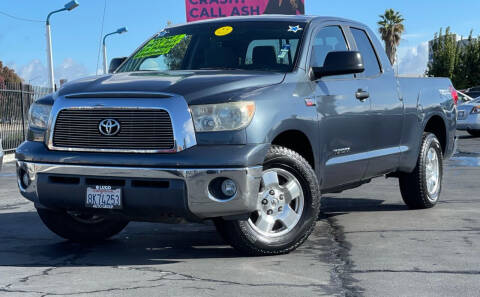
[248,168,304,238]
[425,147,440,198]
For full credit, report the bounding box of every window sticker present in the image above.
[215,26,233,37]
[278,44,291,59]
[134,34,186,59]
[288,25,303,33]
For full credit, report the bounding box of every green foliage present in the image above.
[428,28,480,89]
[456,33,480,89]
[0,61,22,85]
[378,9,405,65]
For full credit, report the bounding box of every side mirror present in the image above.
[311,51,365,80]
[109,57,127,74]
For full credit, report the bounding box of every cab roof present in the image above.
[168,15,362,28]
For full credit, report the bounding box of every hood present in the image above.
[58,70,285,105]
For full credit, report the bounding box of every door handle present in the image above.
[355,89,370,101]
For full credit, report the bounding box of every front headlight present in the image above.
[190,101,255,132]
[471,105,480,114]
[28,103,52,130]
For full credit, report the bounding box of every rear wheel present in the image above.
[467,130,480,137]
[37,208,129,242]
[215,146,320,256]
[399,133,443,209]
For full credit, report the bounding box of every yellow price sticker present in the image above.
[215,26,233,37]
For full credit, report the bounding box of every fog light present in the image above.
[221,179,237,197]
[19,169,30,189]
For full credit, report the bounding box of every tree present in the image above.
[427,28,459,80]
[425,27,479,88]
[378,9,405,65]
[455,32,480,89]
[0,61,22,86]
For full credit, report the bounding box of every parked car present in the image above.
[457,90,475,104]
[16,15,457,256]
[457,97,480,136]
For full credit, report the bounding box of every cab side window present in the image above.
[311,26,351,79]
[350,28,381,77]
[311,26,349,67]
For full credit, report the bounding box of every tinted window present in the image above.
[351,28,381,77]
[310,26,348,67]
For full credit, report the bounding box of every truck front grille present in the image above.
[52,109,175,152]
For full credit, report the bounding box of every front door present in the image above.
[348,27,404,177]
[309,25,373,190]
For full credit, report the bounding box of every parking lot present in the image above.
[0,132,479,297]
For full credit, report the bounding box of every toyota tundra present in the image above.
[16,15,457,255]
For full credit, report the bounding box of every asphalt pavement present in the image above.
[0,132,479,297]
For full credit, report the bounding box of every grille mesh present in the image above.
[53,109,175,151]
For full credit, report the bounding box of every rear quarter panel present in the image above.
[397,77,456,172]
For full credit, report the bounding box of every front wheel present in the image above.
[399,133,443,209]
[215,146,321,256]
[37,208,129,242]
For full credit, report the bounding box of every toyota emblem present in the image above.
[98,119,121,136]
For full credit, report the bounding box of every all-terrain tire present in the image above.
[215,145,321,256]
[37,208,129,242]
[399,133,443,209]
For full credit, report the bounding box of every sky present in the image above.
[1,0,480,86]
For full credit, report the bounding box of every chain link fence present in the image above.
[0,82,53,153]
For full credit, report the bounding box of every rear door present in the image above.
[348,27,404,176]
[308,24,372,189]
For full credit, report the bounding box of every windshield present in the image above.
[117,21,307,73]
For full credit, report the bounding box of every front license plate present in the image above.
[86,186,122,209]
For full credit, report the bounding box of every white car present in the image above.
[457,97,480,136]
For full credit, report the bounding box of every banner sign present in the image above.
[186,0,305,23]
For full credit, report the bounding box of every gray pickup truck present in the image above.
[16,15,457,256]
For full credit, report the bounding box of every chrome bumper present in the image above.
[17,161,263,220]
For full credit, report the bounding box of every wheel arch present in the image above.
[271,130,315,169]
[423,114,447,154]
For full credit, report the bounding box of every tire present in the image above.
[467,130,480,137]
[399,133,443,209]
[215,145,321,256]
[37,208,129,242]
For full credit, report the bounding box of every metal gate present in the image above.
[0,82,52,153]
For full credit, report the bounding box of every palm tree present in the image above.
[378,9,405,65]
